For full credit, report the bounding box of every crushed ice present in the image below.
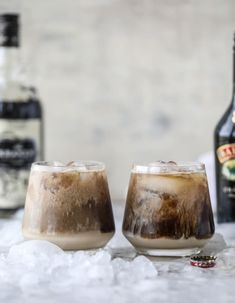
[0,208,235,302]
[149,160,177,166]
[66,161,88,172]
[0,240,158,292]
[33,161,100,173]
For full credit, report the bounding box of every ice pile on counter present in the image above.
[0,208,235,303]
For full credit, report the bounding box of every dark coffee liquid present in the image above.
[123,172,214,240]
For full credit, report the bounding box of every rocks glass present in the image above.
[122,161,215,256]
[22,161,115,250]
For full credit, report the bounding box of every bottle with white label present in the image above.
[215,33,235,223]
[0,14,43,211]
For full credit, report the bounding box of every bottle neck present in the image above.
[0,46,20,79]
[0,46,22,100]
[233,50,235,93]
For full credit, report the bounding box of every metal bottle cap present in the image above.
[190,256,217,268]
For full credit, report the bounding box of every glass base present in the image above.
[22,229,115,250]
[136,247,201,257]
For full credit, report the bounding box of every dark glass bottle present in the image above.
[0,14,43,212]
[214,34,235,223]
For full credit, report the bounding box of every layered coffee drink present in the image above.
[122,161,215,256]
[22,161,115,250]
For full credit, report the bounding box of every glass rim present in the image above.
[132,161,205,173]
[32,161,105,172]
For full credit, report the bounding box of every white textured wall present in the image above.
[16,0,235,198]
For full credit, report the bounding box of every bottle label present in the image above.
[217,144,235,183]
[217,143,235,163]
[222,186,235,198]
[0,119,41,208]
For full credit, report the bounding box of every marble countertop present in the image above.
[0,204,234,303]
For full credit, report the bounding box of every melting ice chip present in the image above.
[48,161,65,173]
[65,161,104,172]
[67,161,80,167]
[167,161,177,165]
[149,161,177,166]
[65,161,88,172]
[112,256,158,283]
[34,161,66,172]
[53,161,65,167]
[149,160,166,166]
[7,240,64,269]
[50,161,66,172]
[148,161,178,173]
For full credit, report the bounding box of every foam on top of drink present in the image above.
[32,161,105,173]
[132,161,205,174]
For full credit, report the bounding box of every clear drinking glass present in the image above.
[122,161,215,256]
[22,161,115,250]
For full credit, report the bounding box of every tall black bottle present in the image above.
[215,34,235,223]
[0,14,43,211]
